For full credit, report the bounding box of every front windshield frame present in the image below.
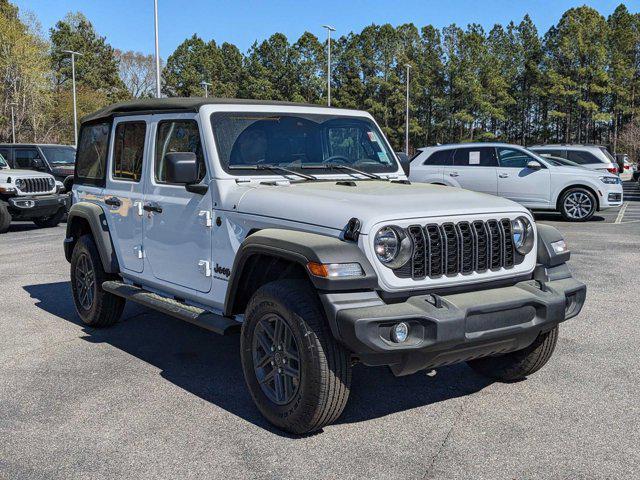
[210,111,400,177]
[40,146,76,165]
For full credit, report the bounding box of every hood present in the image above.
[235,180,529,232]
[0,169,53,179]
[551,165,608,178]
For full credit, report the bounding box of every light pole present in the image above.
[200,81,212,98]
[154,0,161,98]
[9,102,17,143]
[62,50,83,147]
[405,63,412,154]
[322,25,335,106]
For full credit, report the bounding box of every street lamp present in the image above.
[200,81,212,98]
[322,25,336,106]
[154,0,161,98]
[9,102,17,143]
[62,50,83,147]
[405,63,412,154]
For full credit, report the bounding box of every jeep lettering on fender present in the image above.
[63,98,586,434]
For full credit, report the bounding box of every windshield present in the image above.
[0,153,7,168]
[210,112,398,175]
[40,146,76,165]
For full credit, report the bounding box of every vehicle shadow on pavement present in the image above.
[24,281,493,437]
[533,212,606,222]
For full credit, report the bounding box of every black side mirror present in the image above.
[165,152,199,184]
[32,157,44,170]
[527,160,542,170]
[396,152,410,176]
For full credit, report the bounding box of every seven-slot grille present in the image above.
[396,219,518,280]
[18,177,52,194]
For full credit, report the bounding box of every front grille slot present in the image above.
[394,218,520,280]
[21,178,50,193]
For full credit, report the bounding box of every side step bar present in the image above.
[102,281,240,335]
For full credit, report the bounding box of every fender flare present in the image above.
[64,202,119,273]
[223,228,378,316]
[536,223,570,268]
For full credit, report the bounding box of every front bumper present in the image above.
[599,183,624,208]
[7,193,71,219]
[321,270,586,376]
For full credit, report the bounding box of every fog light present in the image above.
[391,322,409,343]
[551,240,568,254]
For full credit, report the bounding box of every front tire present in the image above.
[33,207,65,228]
[467,326,559,382]
[70,234,125,327]
[559,188,596,222]
[240,280,352,434]
[0,203,11,233]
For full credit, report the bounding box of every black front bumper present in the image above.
[7,193,70,219]
[321,271,586,376]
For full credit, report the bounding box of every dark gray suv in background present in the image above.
[0,144,76,182]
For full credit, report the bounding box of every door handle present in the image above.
[449,172,459,177]
[105,197,121,207]
[143,202,162,214]
[498,173,509,178]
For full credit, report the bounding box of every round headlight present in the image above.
[511,216,534,255]
[374,226,412,269]
[48,177,55,189]
[15,178,25,190]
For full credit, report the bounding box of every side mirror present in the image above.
[164,152,199,184]
[396,152,410,176]
[527,160,542,170]
[32,157,44,170]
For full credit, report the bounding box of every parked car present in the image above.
[0,153,70,233]
[409,143,623,221]
[0,143,75,182]
[528,144,618,174]
[615,153,632,176]
[63,98,585,434]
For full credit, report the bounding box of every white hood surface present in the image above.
[234,180,529,232]
[0,169,53,179]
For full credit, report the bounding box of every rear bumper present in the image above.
[7,193,70,219]
[320,267,586,376]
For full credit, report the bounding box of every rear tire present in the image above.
[33,207,65,228]
[70,234,125,327]
[240,280,352,434]
[0,203,11,233]
[467,327,559,382]
[559,188,596,222]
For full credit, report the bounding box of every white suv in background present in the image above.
[528,144,618,174]
[409,143,623,221]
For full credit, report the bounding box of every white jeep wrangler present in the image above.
[0,153,69,233]
[64,99,586,434]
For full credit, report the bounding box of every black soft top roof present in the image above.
[81,97,332,124]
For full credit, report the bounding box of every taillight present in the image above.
[625,164,630,170]
[607,167,618,174]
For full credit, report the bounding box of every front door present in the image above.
[143,114,213,293]
[496,147,550,207]
[443,146,498,195]
[103,117,148,273]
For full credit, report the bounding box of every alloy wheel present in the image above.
[75,253,95,310]
[564,191,593,220]
[252,313,301,405]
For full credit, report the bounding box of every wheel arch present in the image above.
[555,183,600,212]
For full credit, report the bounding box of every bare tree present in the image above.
[618,118,640,163]
[114,49,158,98]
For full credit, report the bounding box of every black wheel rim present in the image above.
[75,253,95,311]
[252,313,301,405]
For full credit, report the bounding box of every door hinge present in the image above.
[198,260,211,277]
[198,210,212,228]
[133,245,144,259]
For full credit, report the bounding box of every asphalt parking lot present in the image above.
[1,183,639,479]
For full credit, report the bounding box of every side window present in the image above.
[112,122,146,182]
[497,148,535,168]
[76,122,111,186]
[15,148,40,168]
[423,149,453,166]
[534,149,563,158]
[155,120,206,183]
[566,150,601,165]
[453,147,497,167]
[0,148,10,163]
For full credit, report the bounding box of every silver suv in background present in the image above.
[528,145,618,175]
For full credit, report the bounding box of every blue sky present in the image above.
[14,0,640,57]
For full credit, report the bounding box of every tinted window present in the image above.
[155,120,206,183]
[423,149,453,166]
[566,150,602,165]
[0,153,7,168]
[0,148,10,162]
[40,146,76,165]
[498,148,536,168]
[76,122,111,185]
[112,122,146,182]
[453,147,497,167]
[15,148,40,168]
[598,147,615,162]
[534,149,566,158]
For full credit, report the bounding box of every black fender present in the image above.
[223,228,378,316]
[536,223,570,268]
[64,202,119,273]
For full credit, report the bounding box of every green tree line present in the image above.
[1,0,639,158]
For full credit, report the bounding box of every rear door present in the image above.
[142,114,213,293]
[496,147,550,207]
[104,117,148,273]
[443,147,498,195]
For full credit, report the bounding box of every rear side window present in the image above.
[423,149,453,166]
[112,122,146,182]
[566,150,602,165]
[155,120,206,184]
[534,149,565,158]
[453,147,498,167]
[76,122,111,186]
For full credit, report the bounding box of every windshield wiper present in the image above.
[301,163,386,180]
[228,164,317,181]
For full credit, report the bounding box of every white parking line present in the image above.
[615,203,628,224]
